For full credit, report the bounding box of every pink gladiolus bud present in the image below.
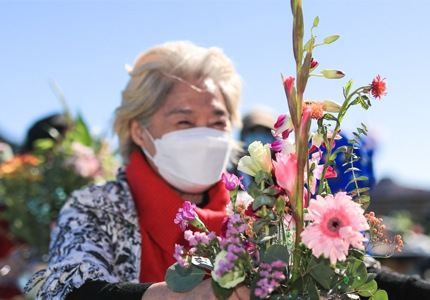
[310,58,318,71]
[273,152,297,197]
[272,114,293,140]
[283,76,295,94]
[320,69,345,79]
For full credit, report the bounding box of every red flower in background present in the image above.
[371,75,387,99]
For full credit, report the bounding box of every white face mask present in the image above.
[141,127,233,193]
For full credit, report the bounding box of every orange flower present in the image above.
[0,154,41,179]
[303,101,326,119]
[371,75,387,99]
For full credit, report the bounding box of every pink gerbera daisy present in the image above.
[300,192,369,265]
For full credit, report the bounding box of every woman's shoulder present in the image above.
[65,167,137,220]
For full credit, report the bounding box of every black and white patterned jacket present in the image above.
[25,168,142,299]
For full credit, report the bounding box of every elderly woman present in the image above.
[26,41,249,300]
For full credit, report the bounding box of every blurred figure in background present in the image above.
[236,109,276,187]
[20,113,69,154]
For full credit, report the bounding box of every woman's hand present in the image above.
[142,279,250,300]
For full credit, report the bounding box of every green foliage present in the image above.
[263,244,290,265]
[165,263,206,292]
[0,114,118,255]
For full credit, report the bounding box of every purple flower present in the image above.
[173,244,189,267]
[221,173,245,191]
[215,258,234,276]
[271,260,286,268]
[254,260,286,297]
[174,201,197,231]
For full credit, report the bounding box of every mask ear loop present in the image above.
[141,127,156,161]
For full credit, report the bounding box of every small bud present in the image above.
[323,100,342,113]
[283,76,295,94]
[320,69,345,79]
[310,58,318,72]
[323,35,340,44]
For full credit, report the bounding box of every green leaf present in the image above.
[255,170,271,185]
[262,244,290,265]
[344,167,361,173]
[345,176,368,188]
[165,263,205,292]
[352,132,362,141]
[357,279,378,297]
[362,201,370,211]
[253,219,266,233]
[33,138,55,151]
[345,80,353,96]
[323,35,340,44]
[308,257,335,290]
[252,194,276,210]
[211,279,234,299]
[323,113,338,121]
[262,187,280,196]
[307,280,320,300]
[332,146,349,155]
[367,273,377,282]
[345,258,367,288]
[70,113,92,147]
[369,289,388,300]
[247,182,261,198]
[304,38,313,52]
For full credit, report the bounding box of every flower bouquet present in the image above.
[166,1,402,299]
[0,111,118,256]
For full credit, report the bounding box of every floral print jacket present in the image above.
[25,168,142,299]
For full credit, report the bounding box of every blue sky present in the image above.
[0,0,428,190]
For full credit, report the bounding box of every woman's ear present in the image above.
[130,119,145,147]
[130,120,156,156]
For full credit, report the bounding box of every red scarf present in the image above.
[126,150,229,283]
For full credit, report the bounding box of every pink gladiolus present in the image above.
[272,114,293,140]
[270,138,295,154]
[222,173,244,191]
[310,165,337,194]
[300,192,369,265]
[273,152,297,196]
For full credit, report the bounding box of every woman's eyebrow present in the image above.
[165,108,193,117]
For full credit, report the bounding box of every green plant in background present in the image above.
[0,110,118,256]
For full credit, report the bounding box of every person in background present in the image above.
[236,109,276,188]
[20,113,69,154]
[25,41,249,300]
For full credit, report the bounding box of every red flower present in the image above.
[371,75,387,99]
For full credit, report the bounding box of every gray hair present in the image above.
[113,41,242,163]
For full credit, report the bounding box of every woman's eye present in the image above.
[212,121,227,128]
[177,120,192,126]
